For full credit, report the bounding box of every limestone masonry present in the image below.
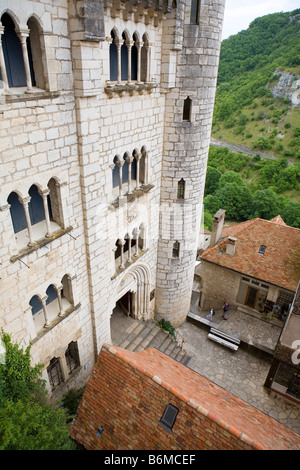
[0,0,225,398]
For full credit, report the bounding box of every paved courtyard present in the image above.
[177,309,300,435]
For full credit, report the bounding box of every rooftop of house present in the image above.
[70,344,300,450]
[201,215,300,292]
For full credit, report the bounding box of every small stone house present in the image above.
[199,210,300,318]
[70,344,300,450]
[265,281,300,404]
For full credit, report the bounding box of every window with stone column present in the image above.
[29,276,74,335]
[7,181,64,250]
[108,28,150,85]
[113,225,147,274]
[0,13,45,93]
[111,146,148,202]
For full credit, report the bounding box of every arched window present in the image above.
[28,185,45,226]
[183,97,192,121]
[46,284,58,305]
[141,33,149,83]
[30,295,43,316]
[131,33,138,81]
[1,13,27,87]
[61,274,74,306]
[121,32,128,81]
[109,30,118,81]
[122,152,129,183]
[30,294,45,333]
[47,178,63,227]
[177,179,185,199]
[27,16,45,89]
[7,191,27,233]
[112,155,120,188]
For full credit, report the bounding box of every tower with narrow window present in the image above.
[155,0,225,327]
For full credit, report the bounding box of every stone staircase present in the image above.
[115,319,191,366]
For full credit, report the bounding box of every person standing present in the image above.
[222,301,229,320]
[206,307,214,321]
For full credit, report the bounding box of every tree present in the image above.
[0,331,76,450]
[281,201,300,228]
[218,170,246,187]
[203,194,222,217]
[251,189,280,219]
[215,183,253,220]
[204,166,222,196]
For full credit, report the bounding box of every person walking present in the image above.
[222,301,229,320]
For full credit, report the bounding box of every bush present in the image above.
[157,319,176,339]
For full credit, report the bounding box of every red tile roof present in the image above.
[201,217,300,291]
[70,345,300,450]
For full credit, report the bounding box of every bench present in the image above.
[208,327,240,351]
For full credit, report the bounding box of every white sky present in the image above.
[222,0,300,39]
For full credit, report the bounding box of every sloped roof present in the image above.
[201,217,300,291]
[70,344,300,450]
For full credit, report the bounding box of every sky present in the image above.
[222,0,300,39]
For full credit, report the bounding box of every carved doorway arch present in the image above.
[112,262,151,321]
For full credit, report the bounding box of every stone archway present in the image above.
[109,262,151,345]
[113,262,151,321]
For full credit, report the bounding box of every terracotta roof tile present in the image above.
[71,344,300,450]
[201,217,300,291]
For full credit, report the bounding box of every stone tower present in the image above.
[155,0,225,327]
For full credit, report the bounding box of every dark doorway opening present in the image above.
[117,291,133,317]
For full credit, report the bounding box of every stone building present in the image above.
[0,0,225,398]
[265,281,300,404]
[199,211,300,318]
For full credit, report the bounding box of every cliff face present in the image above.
[269,70,300,107]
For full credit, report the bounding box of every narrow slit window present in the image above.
[172,241,180,258]
[158,404,179,433]
[190,0,200,25]
[183,97,192,121]
[177,179,185,199]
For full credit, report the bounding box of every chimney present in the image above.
[226,236,237,256]
[209,209,226,247]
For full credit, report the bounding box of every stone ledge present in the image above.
[10,226,73,263]
[1,90,60,104]
[104,82,158,98]
[30,303,81,345]
[112,184,154,209]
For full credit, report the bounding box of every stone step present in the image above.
[116,319,191,365]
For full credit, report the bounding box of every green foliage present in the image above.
[215,183,253,220]
[157,319,176,339]
[203,211,213,231]
[212,10,300,158]
[0,331,75,450]
[203,194,221,216]
[280,201,300,228]
[0,399,76,450]
[0,330,45,404]
[204,147,300,228]
[204,166,222,196]
[251,189,282,219]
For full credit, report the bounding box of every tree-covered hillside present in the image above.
[212,9,300,160]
